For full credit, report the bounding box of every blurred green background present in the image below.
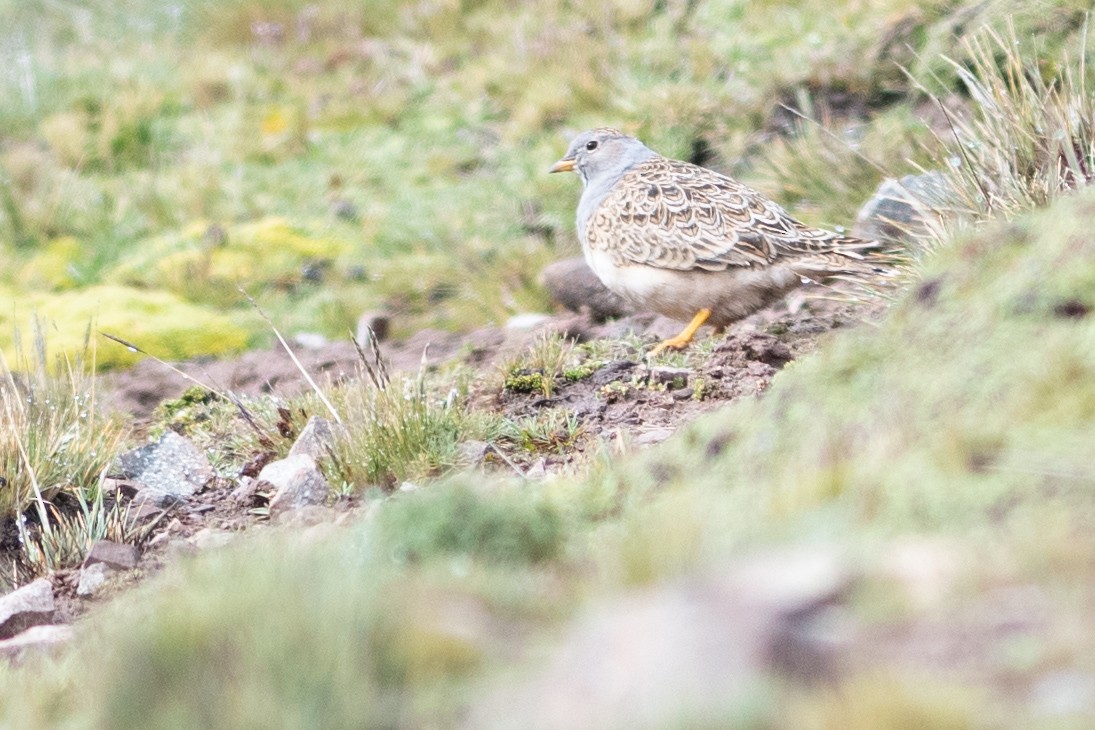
[3,0,1084,367]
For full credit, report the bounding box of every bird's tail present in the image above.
[788,236,907,288]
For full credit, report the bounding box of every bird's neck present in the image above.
[577,148,658,237]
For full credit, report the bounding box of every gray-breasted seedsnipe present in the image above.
[551,127,892,355]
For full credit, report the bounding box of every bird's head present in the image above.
[550,128,653,188]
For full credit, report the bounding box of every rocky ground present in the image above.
[0,269,882,652]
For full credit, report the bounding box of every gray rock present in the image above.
[230,476,260,503]
[288,416,339,461]
[852,171,955,243]
[76,563,112,598]
[84,540,139,571]
[0,578,55,640]
[540,257,631,321]
[0,625,73,664]
[112,430,214,497]
[260,454,332,514]
[332,198,359,222]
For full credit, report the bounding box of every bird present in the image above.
[550,127,892,356]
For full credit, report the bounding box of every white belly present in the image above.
[584,248,801,326]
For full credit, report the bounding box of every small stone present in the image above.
[101,478,140,498]
[230,476,260,503]
[76,563,112,598]
[356,311,390,345]
[275,505,337,527]
[525,458,547,480]
[0,625,73,664]
[292,332,328,349]
[145,530,174,549]
[399,481,420,493]
[648,366,691,387]
[590,360,637,387]
[632,428,675,446]
[643,316,686,342]
[457,440,492,466]
[331,198,358,221]
[188,528,235,551]
[259,454,332,514]
[111,431,214,497]
[506,313,552,330]
[0,578,55,640]
[288,416,339,461]
[742,335,793,368]
[126,501,166,529]
[132,488,182,509]
[84,540,139,571]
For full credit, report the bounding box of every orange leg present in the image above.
[649,308,712,357]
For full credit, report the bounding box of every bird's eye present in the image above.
[585,140,598,151]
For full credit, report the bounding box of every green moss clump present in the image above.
[503,369,546,394]
[151,385,221,436]
[0,285,253,370]
[563,362,600,382]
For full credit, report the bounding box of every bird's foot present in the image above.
[648,334,693,357]
[647,308,712,358]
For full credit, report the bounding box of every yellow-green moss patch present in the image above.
[0,285,253,370]
[109,218,353,307]
[16,236,82,290]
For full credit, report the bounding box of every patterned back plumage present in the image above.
[582,154,887,277]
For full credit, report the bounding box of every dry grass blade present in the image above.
[928,21,1095,220]
[238,286,342,424]
[349,327,391,391]
[100,330,279,449]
